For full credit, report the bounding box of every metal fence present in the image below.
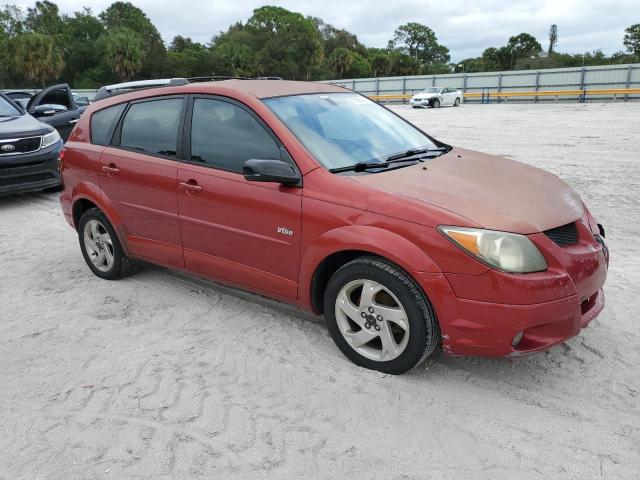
[323,63,640,102]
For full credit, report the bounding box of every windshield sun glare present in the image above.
[264,93,438,171]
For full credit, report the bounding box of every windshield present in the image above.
[0,96,22,117]
[264,93,437,170]
[420,88,440,94]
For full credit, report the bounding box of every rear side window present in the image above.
[91,103,126,145]
[120,98,183,158]
[189,98,280,172]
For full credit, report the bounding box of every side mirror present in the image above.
[74,96,90,107]
[243,159,301,186]
[32,105,57,117]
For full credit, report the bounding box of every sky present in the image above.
[14,0,640,62]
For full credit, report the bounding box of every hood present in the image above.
[352,147,584,234]
[0,114,51,140]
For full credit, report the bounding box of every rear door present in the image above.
[177,95,302,300]
[27,84,81,141]
[99,96,186,267]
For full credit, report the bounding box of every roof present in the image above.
[193,79,349,99]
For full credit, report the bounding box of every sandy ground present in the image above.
[1,102,639,479]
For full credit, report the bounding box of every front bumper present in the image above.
[0,142,62,196]
[413,221,608,357]
[410,98,434,106]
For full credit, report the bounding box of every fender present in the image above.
[70,183,131,256]
[298,224,442,308]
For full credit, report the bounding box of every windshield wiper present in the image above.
[329,161,389,173]
[386,147,448,162]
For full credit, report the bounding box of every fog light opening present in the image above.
[512,330,524,347]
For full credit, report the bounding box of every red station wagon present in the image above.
[60,79,609,374]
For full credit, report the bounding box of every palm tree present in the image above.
[14,33,64,87]
[329,47,353,79]
[105,28,143,82]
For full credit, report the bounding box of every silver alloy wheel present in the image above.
[83,219,114,272]
[334,279,410,361]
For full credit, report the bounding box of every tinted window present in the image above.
[120,98,183,157]
[190,98,280,172]
[91,103,126,145]
[0,96,21,117]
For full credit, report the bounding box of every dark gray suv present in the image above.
[0,92,63,195]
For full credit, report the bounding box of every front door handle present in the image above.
[179,181,203,193]
[102,164,119,175]
[69,119,79,125]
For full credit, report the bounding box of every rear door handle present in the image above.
[69,119,79,124]
[102,165,119,175]
[179,181,203,193]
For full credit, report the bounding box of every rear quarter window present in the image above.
[91,103,126,146]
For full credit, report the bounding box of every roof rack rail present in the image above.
[93,76,284,102]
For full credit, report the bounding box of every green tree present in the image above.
[14,32,64,86]
[100,2,165,77]
[0,4,24,36]
[105,28,143,81]
[165,36,213,77]
[61,8,106,87]
[328,47,353,78]
[387,50,420,76]
[246,6,323,80]
[623,24,640,56]
[506,33,542,67]
[210,23,258,77]
[388,22,450,64]
[24,0,61,35]
[371,52,391,77]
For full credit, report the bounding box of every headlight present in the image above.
[41,130,61,149]
[438,226,547,273]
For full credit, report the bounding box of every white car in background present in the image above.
[409,87,463,108]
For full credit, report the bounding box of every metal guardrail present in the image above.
[368,87,640,103]
[328,64,640,103]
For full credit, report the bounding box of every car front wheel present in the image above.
[324,256,440,374]
[431,99,440,108]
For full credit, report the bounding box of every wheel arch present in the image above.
[70,184,130,255]
[300,225,441,314]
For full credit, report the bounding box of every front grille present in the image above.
[0,136,42,155]
[544,222,579,247]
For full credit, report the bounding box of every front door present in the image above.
[100,96,186,267]
[27,84,81,141]
[177,96,302,300]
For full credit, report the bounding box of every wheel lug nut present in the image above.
[377,315,383,321]
[368,307,374,313]
[360,312,366,318]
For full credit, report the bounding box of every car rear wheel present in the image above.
[78,208,138,280]
[431,99,440,108]
[454,98,461,107]
[324,256,440,374]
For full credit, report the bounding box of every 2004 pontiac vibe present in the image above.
[59,79,608,374]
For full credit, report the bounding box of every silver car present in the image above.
[409,87,463,108]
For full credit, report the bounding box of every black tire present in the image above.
[454,97,461,107]
[324,256,440,374]
[431,99,441,108]
[78,208,139,280]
